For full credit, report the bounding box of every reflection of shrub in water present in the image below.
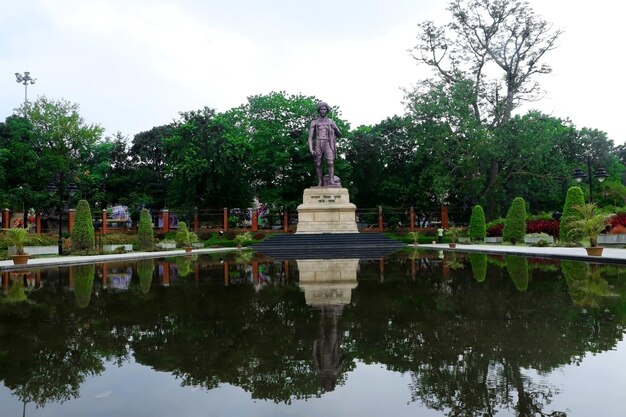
[505,255,528,291]
[175,256,196,277]
[470,253,487,282]
[137,259,155,294]
[562,261,617,308]
[2,277,29,303]
[73,264,95,308]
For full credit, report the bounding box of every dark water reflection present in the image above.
[1,250,626,416]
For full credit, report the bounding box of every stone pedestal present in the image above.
[296,187,358,234]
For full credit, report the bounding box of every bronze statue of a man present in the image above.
[308,102,341,187]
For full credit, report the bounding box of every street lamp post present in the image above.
[46,173,78,255]
[572,156,608,202]
[15,72,36,104]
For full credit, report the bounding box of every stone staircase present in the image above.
[250,233,405,260]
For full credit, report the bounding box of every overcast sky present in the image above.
[1,0,623,144]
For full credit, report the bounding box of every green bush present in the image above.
[175,221,198,247]
[560,186,585,244]
[234,232,254,247]
[102,233,136,245]
[502,197,526,244]
[468,205,486,241]
[137,209,154,251]
[71,200,95,251]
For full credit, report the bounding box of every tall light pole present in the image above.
[572,156,608,202]
[15,71,36,103]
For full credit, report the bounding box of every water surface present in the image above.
[1,250,625,416]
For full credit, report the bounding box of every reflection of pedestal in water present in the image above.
[297,259,359,307]
[297,258,359,392]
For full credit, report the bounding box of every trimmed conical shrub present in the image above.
[137,208,154,251]
[560,186,585,243]
[71,200,95,251]
[502,197,526,245]
[468,205,487,241]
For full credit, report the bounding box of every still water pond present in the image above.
[1,250,625,416]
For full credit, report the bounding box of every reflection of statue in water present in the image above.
[308,102,342,187]
[312,305,344,391]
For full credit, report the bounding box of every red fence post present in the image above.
[193,209,199,232]
[36,212,42,233]
[252,209,258,232]
[441,206,449,228]
[161,209,169,233]
[378,206,384,232]
[223,208,228,231]
[283,209,289,232]
[2,208,9,229]
[101,209,108,235]
[68,209,76,233]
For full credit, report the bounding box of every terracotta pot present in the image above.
[184,247,192,253]
[448,243,457,249]
[585,246,603,256]
[11,254,30,265]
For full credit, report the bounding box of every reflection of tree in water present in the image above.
[506,255,529,291]
[2,275,29,304]
[73,264,95,308]
[0,254,625,411]
[470,253,487,283]
[0,296,109,407]
[346,254,626,417]
[137,259,154,294]
[562,261,618,308]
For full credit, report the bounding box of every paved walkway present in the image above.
[415,243,626,264]
[4,244,626,271]
[0,247,238,271]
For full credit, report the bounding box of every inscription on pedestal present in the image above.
[297,187,358,234]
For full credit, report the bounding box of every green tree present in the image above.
[345,116,422,208]
[502,197,526,244]
[137,208,154,251]
[468,205,486,241]
[245,92,350,209]
[560,186,585,243]
[0,116,56,214]
[409,0,563,214]
[71,200,95,251]
[129,124,174,208]
[164,107,253,210]
[16,96,103,189]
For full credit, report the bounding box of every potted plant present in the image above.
[567,203,612,256]
[407,231,421,246]
[175,222,198,253]
[4,228,30,265]
[446,226,462,248]
[234,232,253,250]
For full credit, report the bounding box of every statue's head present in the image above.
[316,101,330,114]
